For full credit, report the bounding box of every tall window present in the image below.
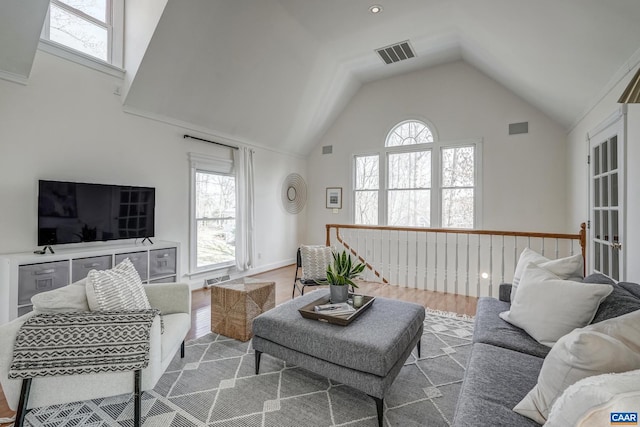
[194,172,236,269]
[190,153,236,272]
[354,120,479,229]
[42,0,123,66]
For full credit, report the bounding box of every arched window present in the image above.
[354,119,480,228]
[385,120,434,147]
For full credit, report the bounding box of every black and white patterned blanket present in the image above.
[9,309,159,379]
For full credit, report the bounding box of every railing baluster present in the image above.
[465,234,470,296]
[324,224,585,298]
[501,235,505,284]
[444,232,449,294]
[477,235,481,298]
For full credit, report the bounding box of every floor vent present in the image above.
[205,275,231,287]
[376,40,415,65]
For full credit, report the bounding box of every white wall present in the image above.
[306,61,570,245]
[0,50,305,285]
[567,64,640,281]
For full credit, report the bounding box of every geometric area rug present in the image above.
[22,309,474,427]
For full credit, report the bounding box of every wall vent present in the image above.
[204,275,230,287]
[322,145,333,154]
[509,122,529,135]
[376,40,415,65]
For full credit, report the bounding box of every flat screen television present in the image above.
[38,180,155,246]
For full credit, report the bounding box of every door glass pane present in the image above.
[594,178,600,207]
[611,173,618,207]
[602,175,609,207]
[594,210,601,240]
[388,189,430,226]
[595,242,601,271]
[612,210,619,243]
[602,140,608,173]
[610,136,618,170]
[612,248,619,281]
[594,146,600,175]
[603,211,609,241]
[355,191,378,225]
[603,243,610,276]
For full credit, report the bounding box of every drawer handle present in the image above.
[34,269,55,275]
[84,263,102,268]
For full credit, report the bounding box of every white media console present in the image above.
[0,240,180,325]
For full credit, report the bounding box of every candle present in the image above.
[352,294,364,309]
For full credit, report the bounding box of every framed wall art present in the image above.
[326,187,342,209]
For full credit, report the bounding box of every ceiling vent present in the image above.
[376,40,415,65]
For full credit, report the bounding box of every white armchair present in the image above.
[0,281,191,412]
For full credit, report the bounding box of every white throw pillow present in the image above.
[514,309,640,424]
[86,258,151,311]
[577,391,640,427]
[500,263,612,346]
[31,278,89,313]
[300,245,333,281]
[511,248,584,301]
[545,370,640,427]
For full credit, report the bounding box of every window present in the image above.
[41,0,123,68]
[354,120,480,229]
[189,153,236,273]
[194,172,236,269]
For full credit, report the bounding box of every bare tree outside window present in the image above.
[388,151,431,226]
[441,146,475,228]
[354,155,379,225]
[47,0,109,62]
[353,120,478,228]
[195,171,236,267]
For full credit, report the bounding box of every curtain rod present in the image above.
[183,134,239,150]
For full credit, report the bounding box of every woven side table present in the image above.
[210,278,275,341]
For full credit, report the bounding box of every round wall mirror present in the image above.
[281,173,307,214]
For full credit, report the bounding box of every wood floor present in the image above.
[0,264,477,424]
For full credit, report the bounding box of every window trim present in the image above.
[188,153,236,275]
[353,119,483,228]
[40,0,124,75]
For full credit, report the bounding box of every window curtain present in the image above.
[234,147,255,271]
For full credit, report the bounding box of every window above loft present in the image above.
[41,0,124,75]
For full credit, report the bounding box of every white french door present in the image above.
[588,106,626,281]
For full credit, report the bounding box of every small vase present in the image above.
[330,284,349,303]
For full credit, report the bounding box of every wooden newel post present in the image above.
[579,222,587,276]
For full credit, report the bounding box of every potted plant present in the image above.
[321,250,366,303]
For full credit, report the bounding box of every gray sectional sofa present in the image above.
[452,274,640,426]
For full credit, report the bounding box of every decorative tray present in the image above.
[298,294,375,326]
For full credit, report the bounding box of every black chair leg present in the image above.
[134,370,141,427]
[15,378,32,427]
[417,338,421,359]
[368,395,384,427]
[181,340,185,358]
[255,350,262,375]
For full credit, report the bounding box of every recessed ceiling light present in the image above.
[369,5,383,14]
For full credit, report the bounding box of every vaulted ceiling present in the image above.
[3,1,640,156]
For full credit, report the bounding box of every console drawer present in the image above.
[72,255,113,282]
[18,260,70,305]
[149,248,176,279]
[115,251,148,280]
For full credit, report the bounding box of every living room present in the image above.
[1,0,640,426]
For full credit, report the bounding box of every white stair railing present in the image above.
[326,223,586,298]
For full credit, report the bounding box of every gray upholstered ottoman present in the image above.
[252,289,425,427]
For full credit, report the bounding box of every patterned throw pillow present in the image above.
[86,258,151,311]
[300,245,333,282]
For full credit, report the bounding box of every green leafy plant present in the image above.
[321,250,366,287]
